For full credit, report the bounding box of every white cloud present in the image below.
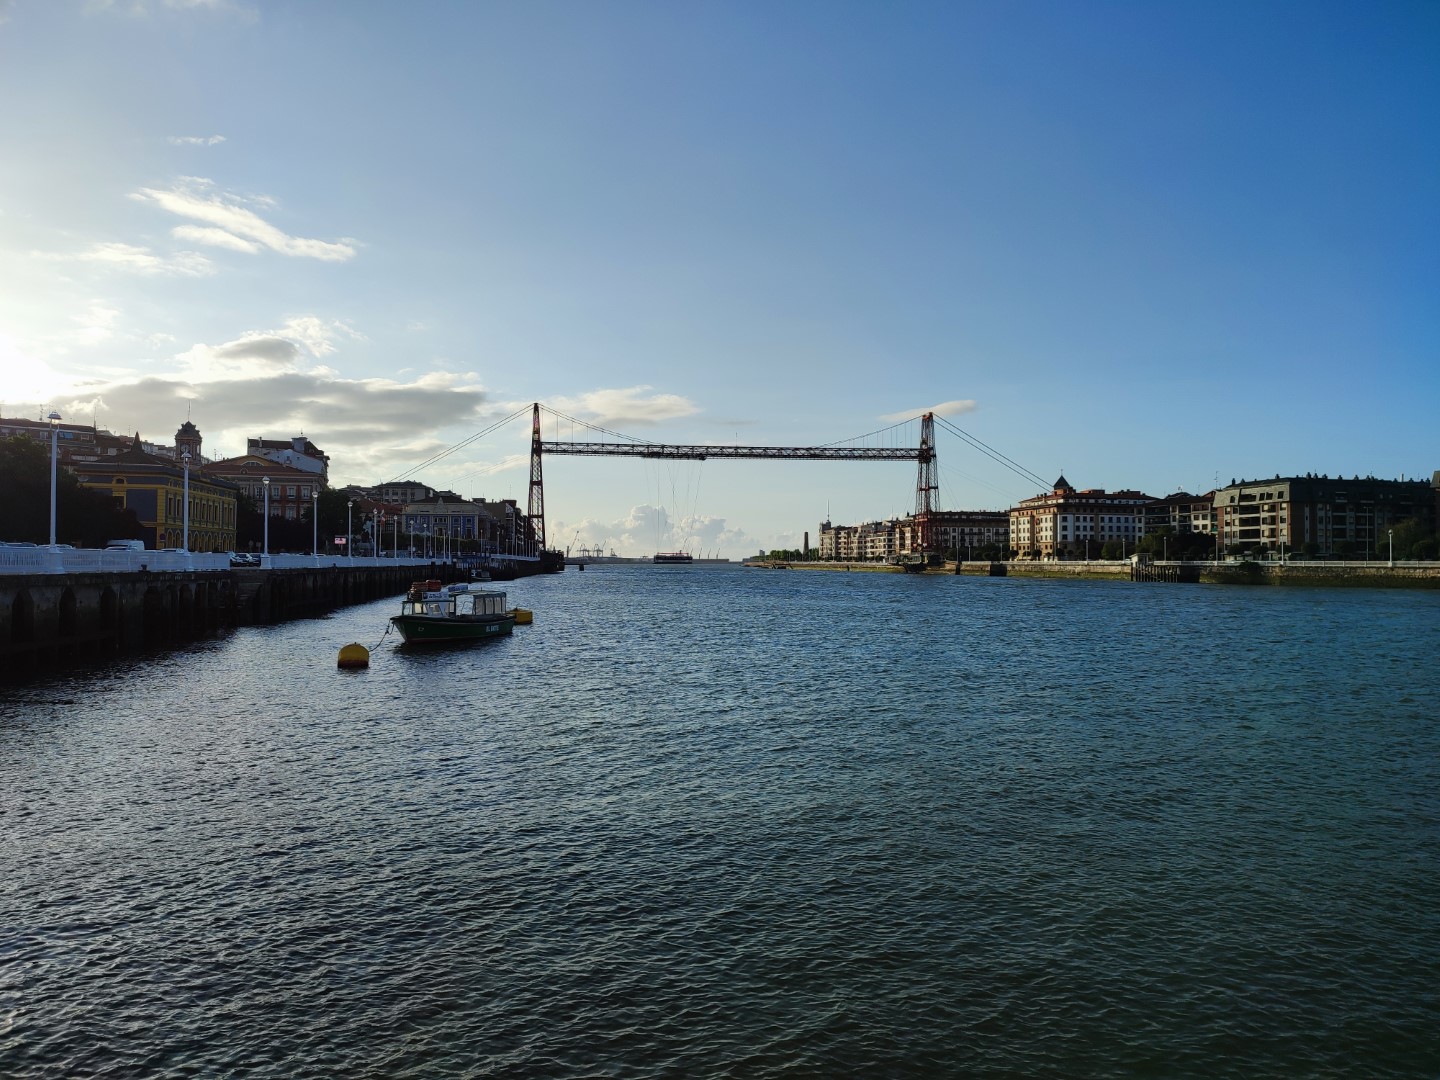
[207,335,301,369]
[48,365,493,485]
[879,399,978,422]
[131,178,356,261]
[168,134,226,146]
[554,506,756,559]
[48,241,215,276]
[171,225,258,252]
[174,316,365,379]
[87,0,257,17]
[277,315,364,357]
[549,385,699,427]
[72,302,122,345]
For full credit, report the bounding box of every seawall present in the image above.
[754,559,1440,588]
[0,563,462,682]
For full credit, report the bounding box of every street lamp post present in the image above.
[261,476,271,557]
[1389,528,1394,568]
[312,489,319,556]
[374,509,382,559]
[347,499,354,563]
[181,449,191,552]
[47,411,61,548]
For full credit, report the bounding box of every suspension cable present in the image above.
[386,404,532,484]
[935,415,1049,490]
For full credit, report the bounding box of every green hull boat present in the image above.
[392,581,516,645]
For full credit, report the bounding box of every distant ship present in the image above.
[653,551,694,564]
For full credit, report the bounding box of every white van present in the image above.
[105,540,145,551]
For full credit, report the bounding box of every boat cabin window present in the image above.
[456,592,505,616]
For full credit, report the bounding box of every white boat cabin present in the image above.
[401,581,509,618]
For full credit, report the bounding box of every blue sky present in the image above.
[2,0,1436,556]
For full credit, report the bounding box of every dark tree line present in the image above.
[0,436,143,546]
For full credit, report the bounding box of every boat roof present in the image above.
[439,582,506,597]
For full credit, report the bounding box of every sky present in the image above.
[1,0,1436,557]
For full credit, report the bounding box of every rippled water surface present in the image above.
[3,566,1439,1078]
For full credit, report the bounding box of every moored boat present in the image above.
[391,580,516,644]
[653,552,694,564]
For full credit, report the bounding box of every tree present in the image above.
[0,436,142,546]
[1386,517,1435,560]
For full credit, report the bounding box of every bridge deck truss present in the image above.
[539,442,919,461]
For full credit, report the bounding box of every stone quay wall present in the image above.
[768,559,1440,588]
[0,563,461,681]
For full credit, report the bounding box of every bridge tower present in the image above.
[914,412,938,556]
[528,403,546,552]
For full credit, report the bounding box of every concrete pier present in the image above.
[0,563,461,681]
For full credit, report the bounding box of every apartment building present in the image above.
[246,436,330,481]
[817,518,901,560]
[896,511,1010,556]
[1142,491,1216,536]
[206,457,321,520]
[1213,475,1434,556]
[1009,476,1154,560]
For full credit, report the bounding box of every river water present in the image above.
[3,566,1438,1078]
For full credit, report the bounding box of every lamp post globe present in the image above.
[261,476,271,557]
[181,449,192,552]
[47,411,61,548]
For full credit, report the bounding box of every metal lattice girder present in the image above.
[539,442,919,461]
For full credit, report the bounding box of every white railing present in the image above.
[0,547,445,576]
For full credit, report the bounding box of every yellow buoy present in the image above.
[337,642,370,669]
[511,608,533,625]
